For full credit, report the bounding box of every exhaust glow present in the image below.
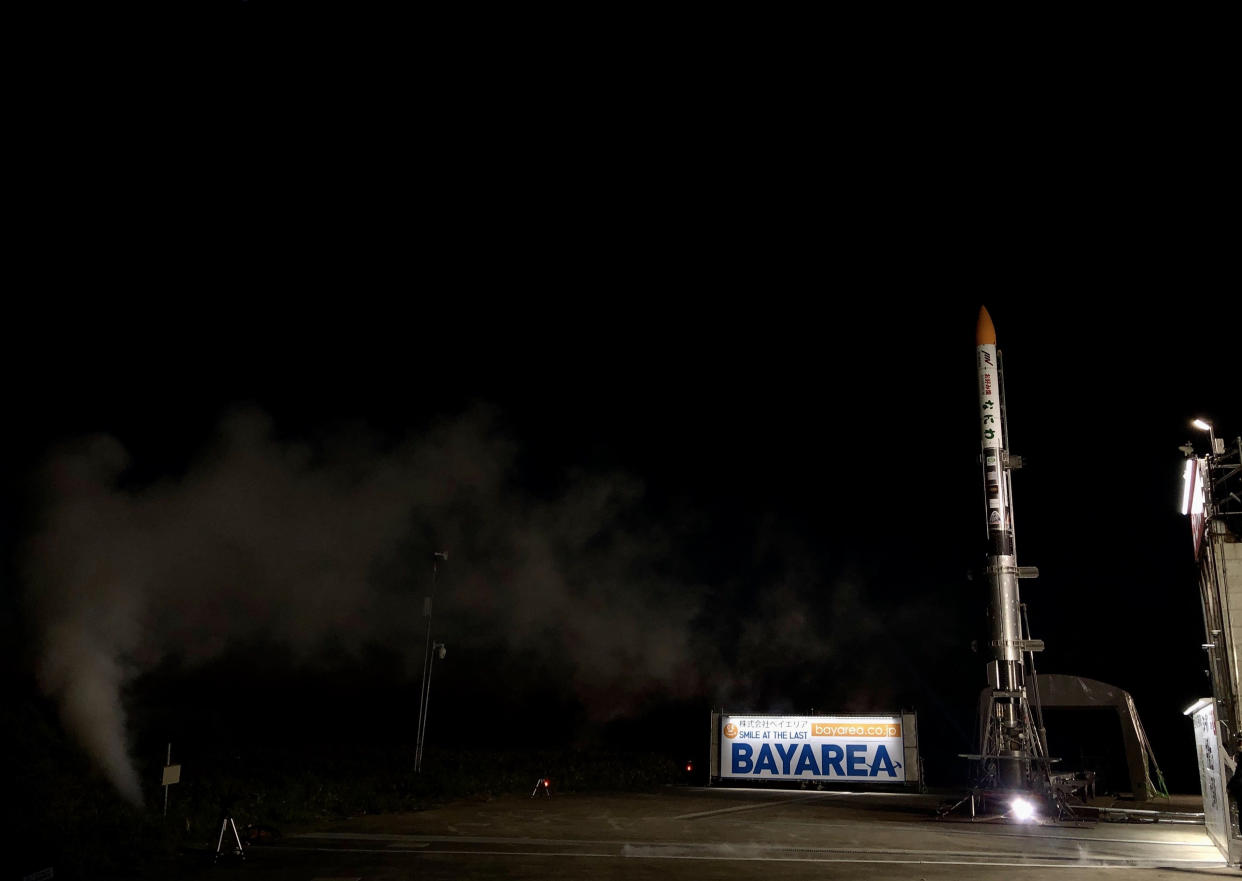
[1010,797,1036,822]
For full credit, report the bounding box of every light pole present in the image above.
[415,551,447,773]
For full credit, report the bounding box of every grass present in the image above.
[13,733,685,880]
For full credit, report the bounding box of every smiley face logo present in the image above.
[723,723,738,739]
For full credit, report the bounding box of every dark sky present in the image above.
[4,64,1237,800]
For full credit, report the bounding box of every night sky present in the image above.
[3,69,1237,806]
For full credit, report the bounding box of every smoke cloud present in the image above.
[22,407,708,800]
[22,405,951,802]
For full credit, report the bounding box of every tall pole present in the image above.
[164,742,171,817]
[415,551,447,772]
[416,643,445,771]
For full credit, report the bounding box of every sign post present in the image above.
[162,743,182,817]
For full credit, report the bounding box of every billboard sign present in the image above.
[719,714,906,782]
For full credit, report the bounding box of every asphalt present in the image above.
[170,786,1237,880]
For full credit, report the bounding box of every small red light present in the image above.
[543,778,551,787]
[686,763,692,772]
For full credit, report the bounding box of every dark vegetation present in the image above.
[9,670,694,881]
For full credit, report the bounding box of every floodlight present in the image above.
[1192,419,1212,432]
[1182,459,1196,515]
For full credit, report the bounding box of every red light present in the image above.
[543,778,550,787]
[685,763,692,772]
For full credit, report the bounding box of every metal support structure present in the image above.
[1193,435,1242,738]
[1183,426,1242,863]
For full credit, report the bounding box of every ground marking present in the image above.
[670,795,820,820]
[265,842,1227,869]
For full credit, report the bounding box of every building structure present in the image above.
[1182,424,1242,863]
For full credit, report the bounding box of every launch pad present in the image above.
[230,787,1226,880]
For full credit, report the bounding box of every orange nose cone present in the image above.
[976,306,996,346]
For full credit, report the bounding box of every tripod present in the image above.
[215,816,245,862]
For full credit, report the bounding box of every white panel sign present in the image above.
[720,715,906,782]
[1192,701,1229,855]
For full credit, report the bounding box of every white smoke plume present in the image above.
[22,406,705,802]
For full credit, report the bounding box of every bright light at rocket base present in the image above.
[1010,797,1036,822]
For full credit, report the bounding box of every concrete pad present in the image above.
[248,787,1231,880]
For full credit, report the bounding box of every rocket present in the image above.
[975,306,1044,791]
[976,306,1020,666]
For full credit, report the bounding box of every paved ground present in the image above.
[179,787,1235,879]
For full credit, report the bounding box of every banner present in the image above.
[1191,700,1229,856]
[719,715,906,782]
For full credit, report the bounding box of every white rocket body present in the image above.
[976,307,1035,789]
